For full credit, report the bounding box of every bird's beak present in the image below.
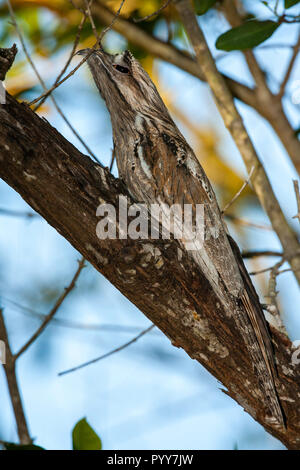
[76,48,93,56]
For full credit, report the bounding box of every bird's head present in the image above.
[77,48,168,123]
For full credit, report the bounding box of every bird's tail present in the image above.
[227,235,285,427]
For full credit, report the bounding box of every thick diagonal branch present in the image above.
[0,93,300,448]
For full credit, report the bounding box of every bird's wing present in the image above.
[149,134,244,297]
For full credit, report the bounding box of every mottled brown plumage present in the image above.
[79,48,284,426]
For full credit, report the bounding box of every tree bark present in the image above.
[0,93,300,449]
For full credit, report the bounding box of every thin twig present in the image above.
[133,0,172,23]
[292,179,300,224]
[265,258,285,321]
[0,207,39,218]
[0,309,31,444]
[278,29,300,99]
[98,0,126,46]
[6,0,103,166]
[84,0,101,45]
[225,214,273,231]
[249,266,274,276]
[34,10,88,112]
[222,1,270,95]
[27,0,126,109]
[58,324,154,376]
[27,49,96,106]
[13,257,85,361]
[88,0,300,174]
[109,148,116,172]
[222,165,255,213]
[242,250,283,259]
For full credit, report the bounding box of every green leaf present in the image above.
[194,0,218,15]
[4,442,45,450]
[285,0,300,8]
[215,20,279,51]
[72,418,102,450]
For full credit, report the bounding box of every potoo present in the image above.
[78,48,284,427]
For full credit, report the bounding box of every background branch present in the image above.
[88,0,300,174]
[6,0,101,165]
[0,310,31,445]
[59,324,154,376]
[14,257,85,361]
[174,0,300,288]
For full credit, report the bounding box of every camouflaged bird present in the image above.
[78,48,284,426]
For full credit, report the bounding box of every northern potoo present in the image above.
[79,48,284,426]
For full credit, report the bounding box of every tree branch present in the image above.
[88,0,300,174]
[6,0,102,165]
[0,91,300,448]
[293,179,300,224]
[174,0,300,289]
[242,250,283,259]
[278,29,300,99]
[221,0,300,175]
[59,324,154,376]
[0,310,31,444]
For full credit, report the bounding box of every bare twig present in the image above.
[109,148,116,172]
[69,0,84,12]
[0,309,31,444]
[14,257,85,361]
[265,257,285,320]
[278,29,300,99]
[175,0,300,287]
[84,0,101,45]
[34,9,88,112]
[1,295,160,335]
[249,266,274,276]
[97,0,125,45]
[292,179,300,224]
[242,250,283,259]
[225,214,273,231]
[250,257,300,277]
[133,0,172,23]
[27,49,97,106]
[6,0,103,166]
[58,324,154,376]
[0,207,39,218]
[222,165,255,213]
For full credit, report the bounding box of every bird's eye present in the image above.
[113,64,129,74]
